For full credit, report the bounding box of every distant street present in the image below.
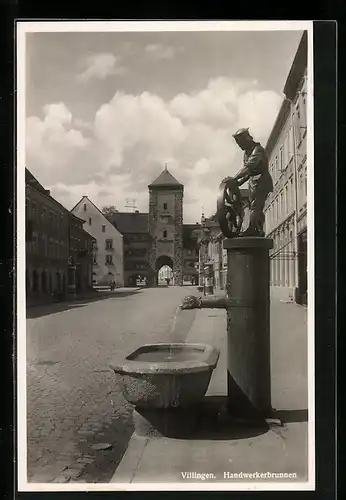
[26,286,197,483]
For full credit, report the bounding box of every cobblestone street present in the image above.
[26,286,197,483]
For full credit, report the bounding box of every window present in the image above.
[105,239,113,250]
[48,238,53,257]
[284,185,288,214]
[302,96,307,132]
[299,172,305,206]
[32,201,37,219]
[288,127,294,161]
[163,202,168,210]
[294,104,302,145]
[84,203,87,211]
[274,156,278,181]
[284,135,289,167]
[105,254,113,265]
[289,177,294,210]
[135,263,146,270]
[89,218,92,225]
[93,256,98,265]
[26,198,30,218]
[163,230,167,238]
[279,147,284,173]
[102,224,106,232]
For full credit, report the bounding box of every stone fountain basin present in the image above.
[110,343,219,409]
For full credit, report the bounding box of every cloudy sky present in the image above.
[24,25,303,222]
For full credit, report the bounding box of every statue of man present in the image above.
[224,128,273,237]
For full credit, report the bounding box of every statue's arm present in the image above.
[180,295,228,310]
[233,167,250,186]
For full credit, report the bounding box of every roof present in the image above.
[25,169,49,195]
[69,212,87,224]
[108,212,149,234]
[283,31,307,101]
[25,168,70,214]
[265,99,291,156]
[183,224,200,239]
[265,31,307,156]
[70,196,125,238]
[148,166,183,188]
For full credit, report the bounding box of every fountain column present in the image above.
[223,237,273,418]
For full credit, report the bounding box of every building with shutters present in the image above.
[68,213,95,294]
[264,31,308,304]
[71,196,124,287]
[25,168,94,301]
[25,169,70,300]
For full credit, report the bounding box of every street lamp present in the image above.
[197,215,211,294]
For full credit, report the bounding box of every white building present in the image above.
[158,265,173,283]
[264,31,307,304]
[71,196,124,287]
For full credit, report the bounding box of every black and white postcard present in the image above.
[16,20,315,492]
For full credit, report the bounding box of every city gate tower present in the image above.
[148,165,184,286]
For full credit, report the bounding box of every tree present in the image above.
[101,205,118,217]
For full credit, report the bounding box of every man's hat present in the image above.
[233,128,251,138]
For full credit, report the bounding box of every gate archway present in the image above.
[155,255,174,286]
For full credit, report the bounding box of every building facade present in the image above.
[26,169,70,301]
[68,213,94,294]
[148,166,184,287]
[71,196,124,287]
[264,31,308,304]
[109,212,152,286]
[182,224,200,284]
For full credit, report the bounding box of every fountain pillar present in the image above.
[223,237,273,418]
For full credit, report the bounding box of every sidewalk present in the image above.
[111,299,309,484]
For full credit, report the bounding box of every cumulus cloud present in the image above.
[144,43,183,60]
[26,77,282,222]
[77,53,127,82]
[26,102,97,186]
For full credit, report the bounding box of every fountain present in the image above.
[110,343,219,437]
[180,128,276,423]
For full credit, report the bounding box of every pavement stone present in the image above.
[26,286,197,483]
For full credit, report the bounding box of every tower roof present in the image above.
[148,165,183,188]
